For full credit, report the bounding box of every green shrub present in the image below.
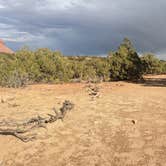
[0,53,29,87]
[0,38,165,88]
[141,54,166,74]
[109,38,142,80]
[161,61,166,74]
[2,69,29,88]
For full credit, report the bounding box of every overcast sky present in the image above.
[0,0,166,59]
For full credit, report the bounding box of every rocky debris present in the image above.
[86,84,101,100]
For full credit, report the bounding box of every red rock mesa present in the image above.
[0,39,14,54]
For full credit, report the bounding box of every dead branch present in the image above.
[0,100,74,142]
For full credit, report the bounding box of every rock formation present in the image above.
[0,39,14,54]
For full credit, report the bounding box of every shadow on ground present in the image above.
[125,75,166,87]
[140,77,166,87]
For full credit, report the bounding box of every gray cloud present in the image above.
[0,0,166,59]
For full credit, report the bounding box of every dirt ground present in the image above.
[0,75,166,166]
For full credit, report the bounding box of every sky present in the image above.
[0,0,166,59]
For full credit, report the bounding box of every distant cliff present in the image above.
[0,39,14,54]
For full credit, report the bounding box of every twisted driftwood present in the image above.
[0,100,74,142]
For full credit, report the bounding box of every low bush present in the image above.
[0,38,165,87]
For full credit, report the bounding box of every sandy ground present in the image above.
[0,75,166,166]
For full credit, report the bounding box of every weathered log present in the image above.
[0,100,74,142]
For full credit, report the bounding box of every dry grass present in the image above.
[0,75,166,165]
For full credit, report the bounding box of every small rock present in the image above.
[131,120,136,124]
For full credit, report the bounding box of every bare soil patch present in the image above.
[0,75,166,165]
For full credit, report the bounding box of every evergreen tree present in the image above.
[109,38,142,80]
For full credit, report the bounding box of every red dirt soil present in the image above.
[0,75,166,165]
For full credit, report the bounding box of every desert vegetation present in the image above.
[0,38,166,165]
[0,38,165,88]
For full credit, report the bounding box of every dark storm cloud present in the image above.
[0,0,166,59]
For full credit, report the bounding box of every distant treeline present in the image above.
[0,38,166,87]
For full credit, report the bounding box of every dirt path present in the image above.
[0,75,166,166]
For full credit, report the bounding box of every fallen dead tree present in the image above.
[0,100,74,142]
